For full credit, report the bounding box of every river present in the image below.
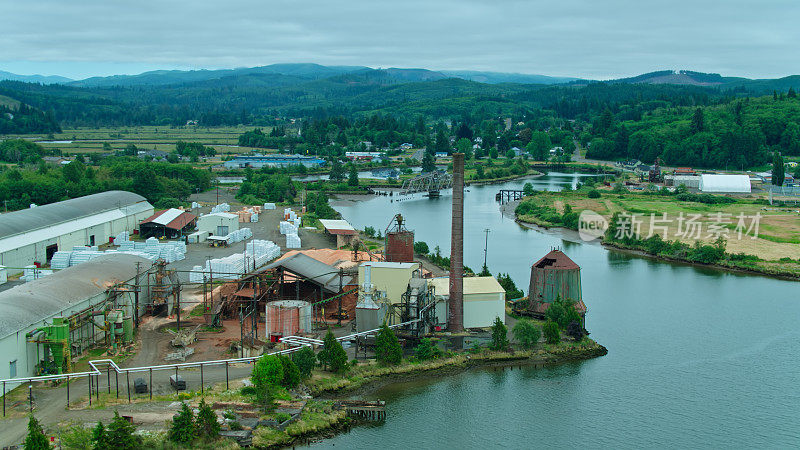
[310,173,800,448]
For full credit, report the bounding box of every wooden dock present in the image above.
[339,400,386,421]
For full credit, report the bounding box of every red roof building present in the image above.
[139,208,197,239]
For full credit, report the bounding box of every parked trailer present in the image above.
[134,377,148,393]
[170,374,186,391]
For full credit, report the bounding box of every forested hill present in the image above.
[584,91,800,168]
[0,96,61,134]
[0,65,798,136]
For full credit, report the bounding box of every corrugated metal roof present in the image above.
[263,252,352,293]
[0,201,153,254]
[318,219,357,235]
[430,276,505,296]
[200,212,238,220]
[0,253,151,339]
[141,208,197,230]
[0,191,150,241]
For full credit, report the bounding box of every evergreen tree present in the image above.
[24,415,49,450]
[169,402,196,445]
[318,328,348,373]
[92,421,109,450]
[375,323,403,365]
[788,87,797,99]
[773,152,785,186]
[421,152,436,172]
[329,158,345,181]
[106,411,139,449]
[347,163,359,187]
[194,398,221,441]
[434,127,449,154]
[278,355,301,388]
[690,108,705,134]
[489,317,509,351]
[292,346,316,379]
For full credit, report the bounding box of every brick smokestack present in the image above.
[448,152,464,332]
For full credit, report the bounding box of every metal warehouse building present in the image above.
[0,191,154,274]
[0,253,151,383]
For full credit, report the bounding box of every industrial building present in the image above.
[0,191,154,274]
[318,219,358,248]
[429,276,506,329]
[527,249,587,320]
[0,254,151,382]
[223,155,326,169]
[197,212,240,237]
[139,208,197,238]
[699,174,751,193]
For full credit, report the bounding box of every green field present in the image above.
[1,125,271,155]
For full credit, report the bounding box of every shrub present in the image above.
[59,422,92,450]
[252,355,284,408]
[292,346,316,379]
[512,319,541,349]
[566,321,586,341]
[414,338,441,361]
[543,321,561,344]
[278,356,301,389]
[587,189,601,198]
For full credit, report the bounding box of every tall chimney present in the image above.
[448,153,464,332]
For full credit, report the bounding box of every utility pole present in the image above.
[483,228,491,272]
[175,278,181,332]
[337,268,343,326]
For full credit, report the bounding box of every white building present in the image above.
[0,191,153,275]
[196,212,239,236]
[699,174,751,193]
[429,276,506,329]
[0,254,150,383]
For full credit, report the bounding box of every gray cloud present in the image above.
[1,0,798,79]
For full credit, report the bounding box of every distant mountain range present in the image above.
[0,70,73,85]
[1,64,798,90]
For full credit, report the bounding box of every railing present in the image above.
[0,318,420,415]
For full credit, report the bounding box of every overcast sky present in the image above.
[1,0,798,80]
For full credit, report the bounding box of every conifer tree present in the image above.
[169,402,196,445]
[24,416,49,450]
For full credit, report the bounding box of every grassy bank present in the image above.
[305,339,607,397]
[514,188,800,278]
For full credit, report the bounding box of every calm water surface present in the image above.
[311,173,799,449]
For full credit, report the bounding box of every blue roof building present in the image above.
[223,155,326,169]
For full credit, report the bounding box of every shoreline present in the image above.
[510,211,800,281]
[308,341,608,398]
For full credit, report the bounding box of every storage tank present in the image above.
[386,230,414,262]
[265,300,312,341]
[122,316,134,343]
